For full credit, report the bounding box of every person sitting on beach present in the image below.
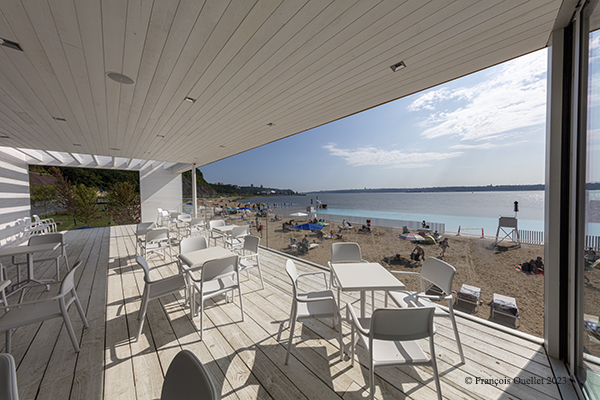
[316,229,324,242]
[402,226,410,234]
[301,235,309,248]
[534,257,544,274]
[411,245,425,261]
[439,238,449,257]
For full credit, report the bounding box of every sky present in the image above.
[200,48,551,193]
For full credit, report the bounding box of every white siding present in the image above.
[0,147,30,242]
[140,166,181,224]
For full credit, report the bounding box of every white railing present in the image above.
[509,230,600,250]
[313,212,445,234]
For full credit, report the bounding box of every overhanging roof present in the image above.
[0,0,587,167]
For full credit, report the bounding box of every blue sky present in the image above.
[201,49,549,193]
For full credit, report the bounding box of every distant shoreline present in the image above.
[306,183,600,194]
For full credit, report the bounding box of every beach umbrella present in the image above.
[399,233,424,242]
[293,223,324,231]
[290,212,308,217]
[239,207,251,210]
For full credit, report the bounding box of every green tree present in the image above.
[50,167,78,225]
[106,181,141,225]
[73,184,101,226]
[30,184,57,218]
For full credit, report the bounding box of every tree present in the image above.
[30,184,57,218]
[106,181,141,225]
[50,167,78,225]
[73,184,101,226]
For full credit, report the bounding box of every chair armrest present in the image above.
[7,293,64,308]
[391,271,421,276]
[347,303,370,336]
[296,294,336,303]
[416,293,453,301]
[297,271,328,288]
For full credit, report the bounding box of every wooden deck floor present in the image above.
[0,226,565,399]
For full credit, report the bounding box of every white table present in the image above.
[0,242,61,291]
[212,225,238,236]
[330,262,405,318]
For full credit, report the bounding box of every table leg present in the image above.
[360,291,366,318]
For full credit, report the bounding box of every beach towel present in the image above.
[493,298,519,317]
[457,285,480,303]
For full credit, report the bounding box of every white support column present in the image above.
[192,164,197,218]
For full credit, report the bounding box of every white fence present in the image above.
[510,230,600,250]
[314,212,445,234]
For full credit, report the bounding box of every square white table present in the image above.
[0,242,61,292]
[212,225,239,236]
[330,262,405,318]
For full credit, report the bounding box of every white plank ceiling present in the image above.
[0,0,586,166]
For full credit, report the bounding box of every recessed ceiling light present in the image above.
[157,135,165,138]
[185,97,196,103]
[0,38,23,52]
[53,117,66,121]
[0,135,10,139]
[73,143,82,147]
[109,147,121,151]
[390,61,406,72]
[107,72,135,85]
[267,123,275,127]
[219,145,226,148]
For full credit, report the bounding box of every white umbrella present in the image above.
[290,212,308,217]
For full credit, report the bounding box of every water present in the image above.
[242,190,600,236]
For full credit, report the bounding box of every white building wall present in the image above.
[0,147,31,241]
[140,166,182,224]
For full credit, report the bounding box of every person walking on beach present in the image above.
[439,238,449,257]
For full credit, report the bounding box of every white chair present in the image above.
[179,236,209,303]
[135,222,156,256]
[0,353,19,400]
[157,208,165,226]
[190,217,207,237]
[208,220,226,246]
[239,235,264,290]
[284,259,342,365]
[188,255,243,340]
[13,233,69,280]
[143,227,172,260]
[224,225,249,253]
[160,350,218,400]
[0,261,88,353]
[327,242,370,311]
[386,256,465,364]
[176,214,192,239]
[135,256,186,341]
[348,304,441,400]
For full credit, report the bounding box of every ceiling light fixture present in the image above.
[0,135,10,139]
[267,122,275,127]
[106,72,135,85]
[184,97,196,103]
[53,117,66,121]
[219,145,226,148]
[109,147,121,151]
[0,38,23,51]
[73,143,82,147]
[157,135,165,138]
[390,61,406,72]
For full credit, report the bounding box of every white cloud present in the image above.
[408,50,547,141]
[323,143,462,168]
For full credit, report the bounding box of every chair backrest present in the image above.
[285,259,299,297]
[146,227,169,242]
[28,232,64,246]
[0,353,19,400]
[180,236,208,254]
[209,220,226,229]
[231,225,249,238]
[420,257,456,296]
[137,222,155,234]
[243,235,260,253]
[160,350,218,400]
[178,214,192,222]
[190,218,205,226]
[330,242,362,263]
[33,215,41,223]
[202,255,238,283]
[59,260,82,296]
[370,307,435,341]
[136,255,151,283]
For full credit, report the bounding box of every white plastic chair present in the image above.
[135,256,186,341]
[179,236,209,303]
[176,214,192,239]
[0,261,88,353]
[188,255,243,340]
[348,304,441,400]
[284,259,342,365]
[327,242,370,311]
[386,256,464,364]
[161,350,218,400]
[13,233,69,281]
[143,227,172,260]
[0,353,19,400]
[135,222,156,256]
[239,235,264,290]
[208,220,226,246]
[224,225,249,252]
[190,217,207,237]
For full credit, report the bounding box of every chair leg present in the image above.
[285,303,297,365]
[350,324,355,366]
[56,257,61,281]
[257,261,265,290]
[137,293,150,341]
[63,247,70,271]
[448,302,465,364]
[430,339,443,400]
[61,308,81,352]
[6,329,12,353]
[73,292,89,328]
[369,356,375,400]
[337,312,343,361]
[238,287,244,322]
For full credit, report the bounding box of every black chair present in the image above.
[161,350,218,400]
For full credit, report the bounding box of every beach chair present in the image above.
[491,293,520,327]
[457,284,481,313]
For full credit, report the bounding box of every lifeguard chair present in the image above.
[494,201,521,248]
